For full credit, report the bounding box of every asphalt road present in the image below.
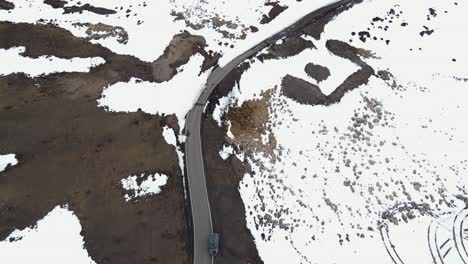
[184,1,355,263]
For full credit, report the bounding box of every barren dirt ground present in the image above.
[0,22,189,264]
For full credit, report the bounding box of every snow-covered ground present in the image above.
[2,0,467,262]
[162,125,187,197]
[0,154,18,172]
[214,0,468,263]
[120,173,168,202]
[0,0,339,63]
[0,47,105,77]
[0,0,344,129]
[97,54,210,130]
[0,205,96,264]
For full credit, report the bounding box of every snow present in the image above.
[219,145,234,160]
[1,0,347,130]
[0,154,18,172]
[162,125,187,197]
[212,85,241,126]
[172,0,344,66]
[0,0,341,64]
[162,126,177,146]
[97,54,210,130]
[120,173,168,202]
[221,0,468,263]
[0,47,105,77]
[0,205,96,264]
[162,125,185,174]
[0,0,184,62]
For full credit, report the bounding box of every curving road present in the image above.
[184,1,355,263]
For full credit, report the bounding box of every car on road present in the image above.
[209,233,220,256]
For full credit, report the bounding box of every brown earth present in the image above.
[260,2,289,25]
[281,74,327,105]
[201,116,264,264]
[0,0,14,10]
[43,0,117,16]
[226,90,276,151]
[281,40,375,106]
[301,0,362,40]
[152,31,220,82]
[258,35,315,61]
[43,0,67,9]
[304,62,330,82]
[0,21,193,264]
[201,59,265,263]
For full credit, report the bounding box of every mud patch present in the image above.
[281,74,327,105]
[301,0,362,40]
[0,0,14,10]
[44,0,116,15]
[304,62,330,82]
[43,0,67,9]
[281,40,375,106]
[260,2,289,25]
[259,36,315,61]
[64,4,116,15]
[152,31,215,82]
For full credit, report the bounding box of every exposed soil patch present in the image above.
[199,50,221,75]
[1,22,216,85]
[43,0,67,9]
[227,90,276,152]
[0,0,14,10]
[259,35,315,61]
[152,31,207,82]
[205,62,251,115]
[325,39,375,67]
[44,0,116,15]
[201,115,264,264]
[281,40,375,106]
[281,74,327,105]
[64,4,117,16]
[152,31,220,82]
[301,0,362,40]
[304,62,330,82]
[260,2,289,24]
[0,22,112,59]
[0,22,189,264]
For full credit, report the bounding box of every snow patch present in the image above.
[97,54,210,130]
[120,173,168,201]
[229,0,468,263]
[0,205,96,264]
[0,154,18,172]
[219,144,234,160]
[0,0,186,62]
[0,47,105,77]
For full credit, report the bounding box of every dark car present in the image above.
[209,233,220,256]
